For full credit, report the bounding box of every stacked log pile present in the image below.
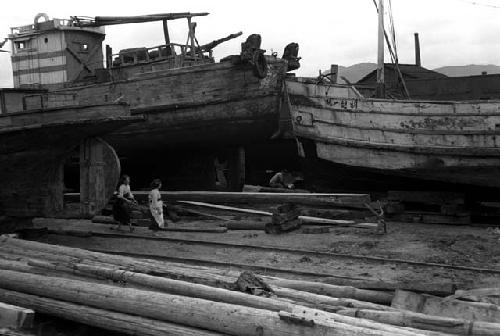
[0,236,499,335]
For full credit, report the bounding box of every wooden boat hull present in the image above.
[0,104,140,217]
[287,80,500,188]
[56,59,288,152]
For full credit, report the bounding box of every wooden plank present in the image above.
[179,201,377,229]
[134,191,370,207]
[392,290,500,322]
[387,191,465,205]
[322,279,457,297]
[242,185,311,193]
[393,212,471,225]
[222,222,268,230]
[0,302,33,330]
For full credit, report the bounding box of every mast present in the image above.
[376,0,385,98]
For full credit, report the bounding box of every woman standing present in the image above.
[148,179,165,230]
[113,175,136,232]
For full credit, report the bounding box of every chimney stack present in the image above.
[414,33,421,67]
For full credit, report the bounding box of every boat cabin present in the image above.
[9,13,105,89]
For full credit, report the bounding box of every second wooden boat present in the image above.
[286,78,500,188]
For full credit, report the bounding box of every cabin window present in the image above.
[73,42,89,53]
[16,42,26,50]
[44,37,48,43]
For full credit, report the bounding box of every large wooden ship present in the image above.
[6,14,294,148]
[286,79,500,188]
[286,0,500,189]
[6,12,298,189]
[0,90,141,217]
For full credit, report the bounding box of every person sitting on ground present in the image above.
[269,169,294,189]
[112,174,136,232]
[148,178,165,231]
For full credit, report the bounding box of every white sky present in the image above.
[1,0,499,87]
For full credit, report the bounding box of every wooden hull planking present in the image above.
[287,80,500,188]
[0,104,140,217]
[56,59,288,152]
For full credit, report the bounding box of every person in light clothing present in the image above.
[148,179,165,230]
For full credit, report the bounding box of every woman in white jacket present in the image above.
[148,179,165,230]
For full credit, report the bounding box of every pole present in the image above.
[162,20,172,56]
[376,0,385,98]
[414,33,421,66]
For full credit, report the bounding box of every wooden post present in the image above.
[188,17,196,57]
[79,138,120,217]
[105,45,112,69]
[162,20,172,56]
[227,146,245,191]
[376,0,385,98]
[43,159,65,216]
[329,64,338,83]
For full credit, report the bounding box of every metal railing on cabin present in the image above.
[110,43,213,69]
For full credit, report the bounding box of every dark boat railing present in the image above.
[111,43,213,69]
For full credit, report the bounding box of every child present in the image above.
[148,179,165,230]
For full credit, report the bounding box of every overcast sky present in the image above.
[1,0,499,87]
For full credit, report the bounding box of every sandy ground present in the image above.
[29,218,500,290]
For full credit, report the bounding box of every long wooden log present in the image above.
[392,290,500,323]
[28,260,295,312]
[134,190,371,207]
[290,307,454,336]
[264,277,393,304]
[0,243,237,289]
[322,278,458,297]
[0,239,428,312]
[33,218,228,233]
[0,246,448,335]
[272,286,394,311]
[28,259,399,319]
[0,239,422,309]
[0,288,225,336]
[0,270,408,336]
[338,308,500,336]
[4,247,392,315]
[447,288,500,305]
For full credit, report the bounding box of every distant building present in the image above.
[357,63,448,85]
[403,73,500,101]
[356,64,500,100]
[355,63,447,98]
